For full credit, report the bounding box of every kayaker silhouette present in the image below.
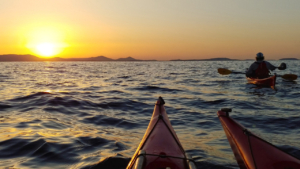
[246,52,277,78]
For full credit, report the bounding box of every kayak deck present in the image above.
[127,97,196,169]
[246,74,276,88]
[218,108,300,169]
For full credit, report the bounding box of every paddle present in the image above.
[217,68,245,75]
[277,74,298,81]
[217,68,298,81]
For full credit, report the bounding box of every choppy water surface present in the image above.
[0,61,299,169]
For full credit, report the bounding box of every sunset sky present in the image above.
[1,0,300,60]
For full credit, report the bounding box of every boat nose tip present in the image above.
[218,108,232,117]
[157,96,165,105]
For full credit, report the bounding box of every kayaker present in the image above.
[246,52,277,78]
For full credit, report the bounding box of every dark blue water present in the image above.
[0,61,299,169]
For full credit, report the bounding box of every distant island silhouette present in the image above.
[0,54,298,62]
[170,58,239,61]
[279,58,298,60]
[0,54,42,61]
[0,54,156,62]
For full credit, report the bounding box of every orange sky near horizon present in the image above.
[1,0,300,60]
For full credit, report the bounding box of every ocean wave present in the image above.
[0,61,299,168]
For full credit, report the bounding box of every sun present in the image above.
[25,26,68,58]
[30,42,66,57]
[35,43,58,57]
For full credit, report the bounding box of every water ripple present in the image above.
[0,61,299,168]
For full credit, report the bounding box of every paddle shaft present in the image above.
[230,72,245,74]
[218,68,297,81]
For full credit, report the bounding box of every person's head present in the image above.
[256,52,264,61]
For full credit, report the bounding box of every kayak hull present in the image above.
[218,109,300,169]
[246,74,276,88]
[127,97,195,169]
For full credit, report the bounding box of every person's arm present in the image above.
[265,61,277,71]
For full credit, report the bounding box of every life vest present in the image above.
[255,61,270,78]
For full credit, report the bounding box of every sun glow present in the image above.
[35,43,57,57]
[25,26,69,57]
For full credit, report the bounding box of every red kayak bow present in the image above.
[246,74,276,88]
[218,108,300,169]
[127,97,196,169]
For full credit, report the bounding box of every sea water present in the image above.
[0,61,299,169]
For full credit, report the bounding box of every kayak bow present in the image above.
[246,74,276,88]
[218,108,300,169]
[127,97,196,169]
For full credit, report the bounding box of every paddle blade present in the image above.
[218,68,232,75]
[281,74,298,81]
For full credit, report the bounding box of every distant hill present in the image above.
[88,56,114,61]
[202,58,238,61]
[0,54,43,61]
[170,58,238,61]
[279,58,298,60]
[45,56,115,61]
[4,54,294,62]
[0,55,155,62]
[116,56,140,61]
